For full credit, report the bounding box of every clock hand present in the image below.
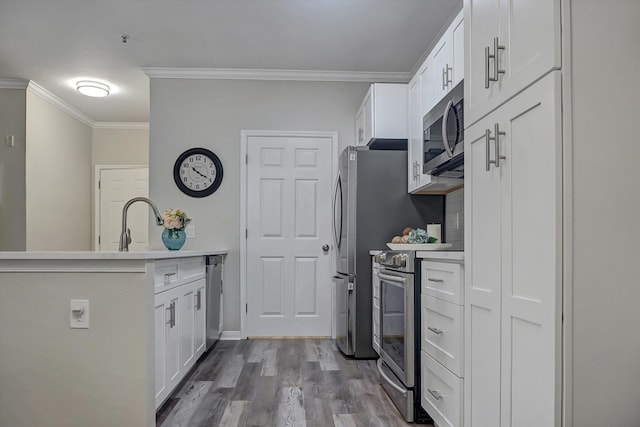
[191,166,208,179]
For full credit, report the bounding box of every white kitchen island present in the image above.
[0,250,227,427]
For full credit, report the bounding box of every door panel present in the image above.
[464,111,501,427]
[247,135,333,336]
[98,167,149,251]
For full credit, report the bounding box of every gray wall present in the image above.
[0,88,26,250]
[570,1,640,425]
[25,88,93,250]
[148,78,368,331]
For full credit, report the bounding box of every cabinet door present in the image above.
[431,34,452,105]
[464,109,501,427]
[407,75,421,192]
[499,0,561,108]
[154,287,180,409]
[499,72,561,427]
[362,90,373,145]
[178,283,196,371]
[464,0,501,127]
[194,279,207,358]
[419,57,434,119]
[355,104,365,146]
[451,11,464,87]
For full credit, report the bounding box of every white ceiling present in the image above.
[0,0,461,123]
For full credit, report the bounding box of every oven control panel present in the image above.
[375,251,414,272]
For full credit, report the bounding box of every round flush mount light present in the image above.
[76,80,110,97]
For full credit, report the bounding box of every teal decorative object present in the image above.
[161,228,186,251]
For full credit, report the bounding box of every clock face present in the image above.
[173,148,223,197]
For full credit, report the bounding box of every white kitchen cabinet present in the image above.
[153,256,208,410]
[419,254,465,427]
[407,9,465,194]
[356,83,408,146]
[464,0,560,127]
[431,10,464,105]
[193,279,207,358]
[154,285,180,409]
[464,72,561,427]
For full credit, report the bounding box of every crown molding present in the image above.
[0,79,29,89]
[141,67,411,83]
[93,122,149,130]
[27,81,95,127]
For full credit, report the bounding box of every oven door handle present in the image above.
[376,272,407,284]
[377,359,407,397]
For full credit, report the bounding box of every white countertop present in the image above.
[0,250,228,260]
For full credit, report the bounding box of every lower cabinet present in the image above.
[420,255,464,427]
[154,286,180,408]
[154,258,208,410]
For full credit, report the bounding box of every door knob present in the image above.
[322,244,330,252]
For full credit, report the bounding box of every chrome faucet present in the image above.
[119,197,164,252]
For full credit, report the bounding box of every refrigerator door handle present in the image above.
[332,174,343,250]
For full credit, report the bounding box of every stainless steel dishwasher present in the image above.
[206,255,223,350]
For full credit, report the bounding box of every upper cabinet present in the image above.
[355,83,408,146]
[407,9,465,194]
[431,11,465,108]
[464,0,561,127]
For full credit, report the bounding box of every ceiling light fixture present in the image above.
[76,80,110,97]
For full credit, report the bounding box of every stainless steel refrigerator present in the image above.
[331,146,444,358]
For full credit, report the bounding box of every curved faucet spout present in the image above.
[119,197,164,251]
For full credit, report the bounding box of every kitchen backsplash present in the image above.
[445,188,464,250]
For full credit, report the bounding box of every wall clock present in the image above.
[173,147,223,197]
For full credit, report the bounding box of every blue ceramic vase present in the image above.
[161,228,186,251]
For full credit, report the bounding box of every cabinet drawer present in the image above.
[154,260,179,292]
[421,351,463,427]
[421,295,463,377]
[421,261,464,305]
[179,257,206,283]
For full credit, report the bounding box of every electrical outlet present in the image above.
[186,224,195,238]
[70,299,89,329]
[5,135,14,147]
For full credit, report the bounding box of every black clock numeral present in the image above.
[196,155,201,160]
[196,184,200,190]
[209,177,213,182]
[189,183,193,187]
[189,157,194,162]
[181,169,186,175]
[183,177,188,183]
[183,162,188,168]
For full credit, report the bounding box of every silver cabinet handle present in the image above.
[485,128,492,171]
[442,67,447,91]
[492,37,506,83]
[428,278,444,283]
[485,46,491,89]
[428,388,443,400]
[446,64,453,88]
[194,289,202,310]
[167,301,176,328]
[428,326,443,335]
[493,123,506,168]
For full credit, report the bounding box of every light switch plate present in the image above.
[186,224,195,238]
[70,299,89,329]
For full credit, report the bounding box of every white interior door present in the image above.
[246,134,333,337]
[98,167,149,251]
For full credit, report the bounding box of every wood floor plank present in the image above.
[244,375,280,426]
[158,381,213,427]
[214,354,245,388]
[276,386,306,427]
[186,387,234,427]
[219,400,250,427]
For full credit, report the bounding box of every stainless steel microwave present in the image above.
[423,81,464,178]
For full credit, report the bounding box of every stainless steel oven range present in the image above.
[374,250,432,424]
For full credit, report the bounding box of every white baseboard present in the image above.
[219,331,241,340]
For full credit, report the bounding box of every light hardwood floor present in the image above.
[156,339,433,427]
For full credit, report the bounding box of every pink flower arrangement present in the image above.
[161,208,190,230]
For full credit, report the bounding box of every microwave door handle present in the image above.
[441,99,455,158]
